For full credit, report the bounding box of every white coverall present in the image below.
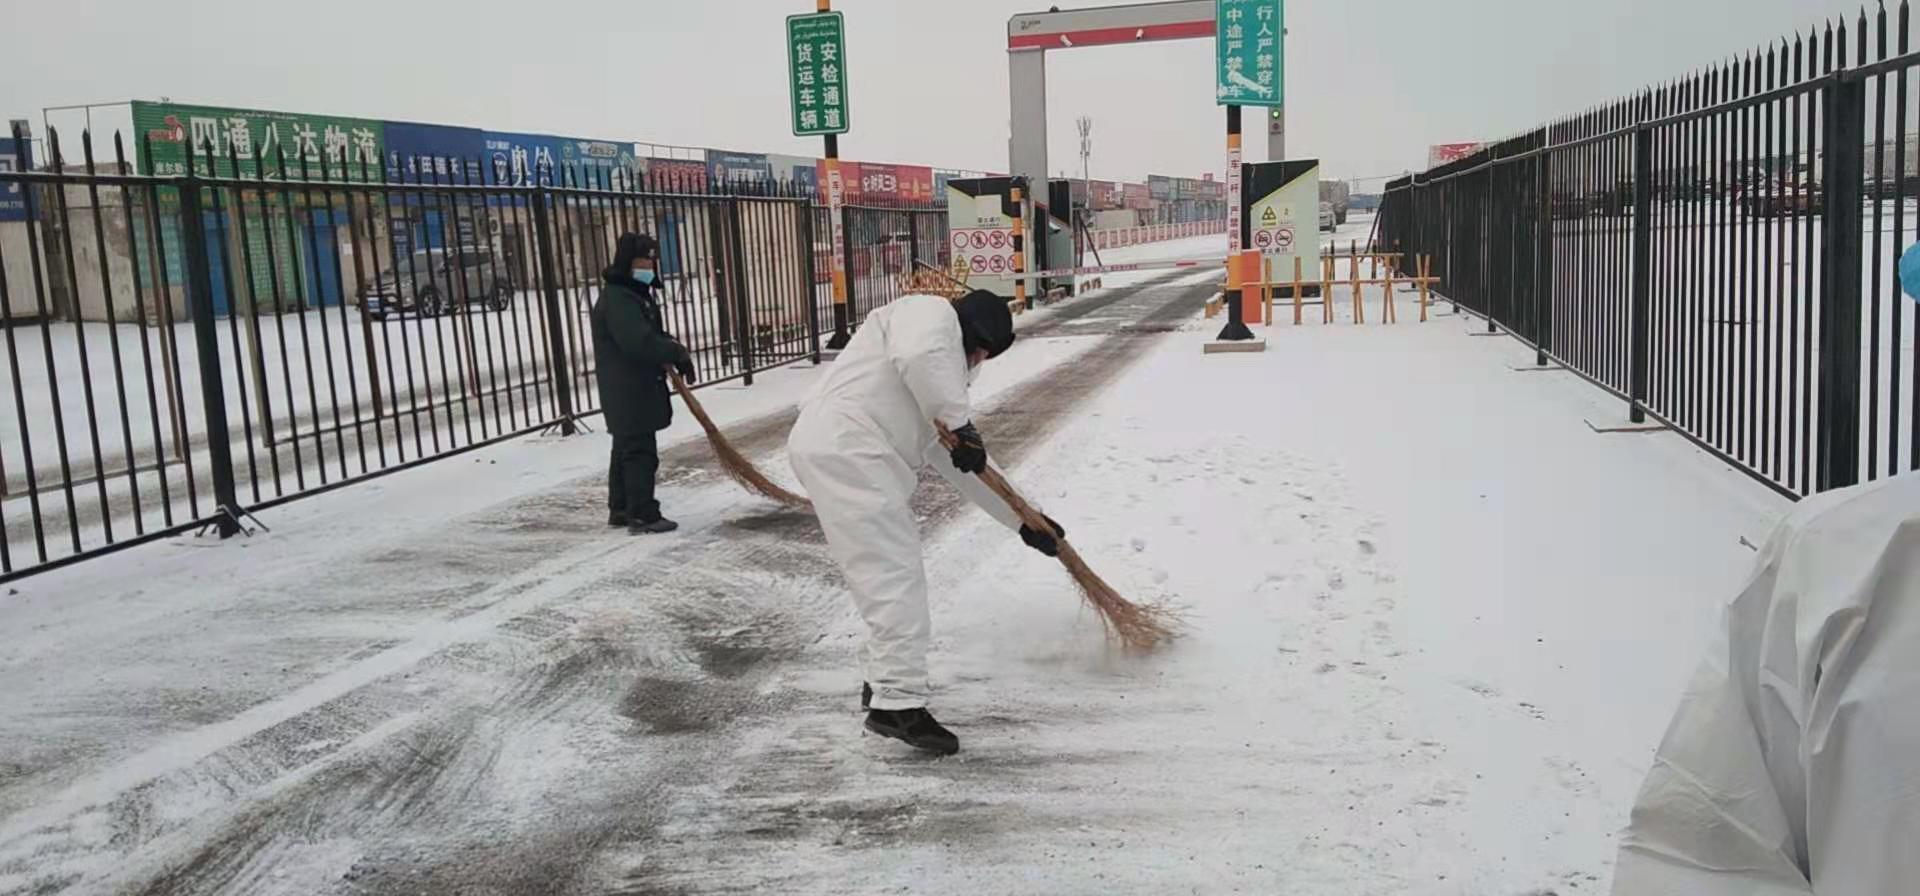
[1611,472,1920,896]
[787,294,1022,711]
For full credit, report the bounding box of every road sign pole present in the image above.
[790,0,852,349]
[824,132,850,349]
[1219,104,1254,341]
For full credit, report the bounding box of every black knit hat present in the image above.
[955,289,1016,359]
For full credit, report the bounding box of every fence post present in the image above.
[725,198,755,385]
[1535,149,1553,367]
[841,205,859,325]
[906,209,920,269]
[530,190,578,435]
[800,203,822,364]
[1818,76,1867,491]
[176,175,241,536]
[1627,125,1654,423]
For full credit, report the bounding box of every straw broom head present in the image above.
[935,424,1178,651]
[669,371,811,509]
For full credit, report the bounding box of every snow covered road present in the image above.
[2,270,1791,895]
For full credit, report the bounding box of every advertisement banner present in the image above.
[483,131,635,189]
[1149,175,1173,201]
[384,121,485,184]
[1089,180,1119,211]
[933,170,972,207]
[1427,142,1483,169]
[0,137,30,222]
[133,101,385,180]
[896,164,934,205]
[767,153,820,193]
[856,161,900,203]
[646,158,709,192]
[706,149,773,187]
[482,131,563,187]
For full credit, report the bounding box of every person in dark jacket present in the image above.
[592,232,696,534]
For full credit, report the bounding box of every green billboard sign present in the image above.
[131,101,386,181]
[1215,0,1283,107]
[787,12,850,137]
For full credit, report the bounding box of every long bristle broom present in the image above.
[668,370,811,509]
[936,423,1178,651]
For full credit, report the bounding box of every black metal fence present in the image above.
[0,126,944,582]
[1380,3,1920,500]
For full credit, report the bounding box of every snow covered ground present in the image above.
[0,240,1793,894]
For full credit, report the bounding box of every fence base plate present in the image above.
[1204,338,1268,354]
[1584,418,1671,435]
[1509,363,1566,372]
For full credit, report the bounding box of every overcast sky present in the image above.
[0,0,1877,188]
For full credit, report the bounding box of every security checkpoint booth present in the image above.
[942,176,1079,306]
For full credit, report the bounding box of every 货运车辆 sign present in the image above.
[788,11,851,137]
[1215,0,1283,107]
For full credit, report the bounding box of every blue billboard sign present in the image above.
[0,138,32,222]
[385,122,485,185]
[482,131,636,190]
[706,149,772,187]
[933,170,967,207]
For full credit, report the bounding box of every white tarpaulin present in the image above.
[1612,472,1920,896]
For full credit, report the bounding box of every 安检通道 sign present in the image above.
[788,11,851,137]
[1215,0,1283,107]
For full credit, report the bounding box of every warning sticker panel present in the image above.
[950,228,1016,278]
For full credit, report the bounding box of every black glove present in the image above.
[1019,515,1065,557]
[670,342,697,384]
[949,422,987,475]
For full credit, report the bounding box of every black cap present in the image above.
[955,290,1016,359]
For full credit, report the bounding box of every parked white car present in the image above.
[1319,201,1337,232]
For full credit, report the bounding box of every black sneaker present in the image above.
[861,682,871,710]
[864,708,960,755]
[628,517,680,535]
[608,511,629,528]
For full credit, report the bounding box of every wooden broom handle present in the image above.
[667,369,724,439]
[934,422,1057,535]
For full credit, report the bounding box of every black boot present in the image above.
[865,708,960,755]
[608,511,629,528]
[628,516,679,535]
[860,682,871,710]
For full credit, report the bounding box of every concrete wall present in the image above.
[0,221,42,320]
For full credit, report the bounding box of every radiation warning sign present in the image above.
[1253,204,1290,251]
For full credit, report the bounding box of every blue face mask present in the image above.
[1901,242,1920,303]
[633,268,657,286]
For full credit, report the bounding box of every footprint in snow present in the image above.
[1462,681,1500,699]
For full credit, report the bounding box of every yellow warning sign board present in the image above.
[1260,206,1279,227]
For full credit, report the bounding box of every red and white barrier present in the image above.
[1086,218,1224,252]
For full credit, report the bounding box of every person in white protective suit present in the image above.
[788,289,1064,756]
[1610,470,1920,896]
